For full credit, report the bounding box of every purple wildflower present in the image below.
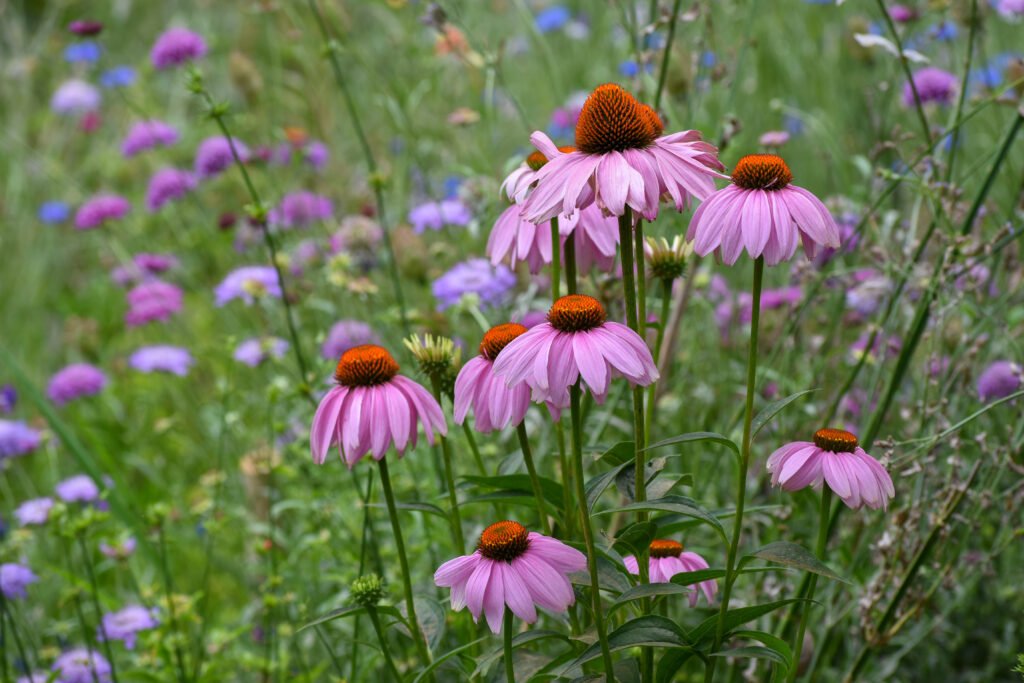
[214,266,282,306]
[74,195,130,230]
[304,141,329,169]
[977,360,1021,401]
[125,280,183,327]
[52,649,112,683]
[0,384,16,413]
[15,498,54,526]
[151,27,207,69]
[69,20,104,36]
[737,286,802,323]
[47,363,107,405]
[121,120,179,157]
[56,474,100,503]
[321,320,379,360]
[997,0,1024,18]
[233,338,289,367]
[129,346,194,376]
[408,199,473,233]
[903,67,958,107]
[99,605,158,649]
[99,537,137,560]
[432,258,516,311]
[51,79,101,115]
[850,331,902,363]
[1,563,38,599]
[145,168,196,212]
[195,136,250,179]
[268,191,333,229]
[0,420,41,459]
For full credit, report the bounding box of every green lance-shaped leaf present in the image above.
[742,541,849,583]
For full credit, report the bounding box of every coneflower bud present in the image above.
[350,574,386,608]
[645,235,693,281]
[403,334,461,392]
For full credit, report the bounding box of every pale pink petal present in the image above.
[483,562,507,634]
[310,386,348,464]
[464,559,493,621]
[503,564,538,623]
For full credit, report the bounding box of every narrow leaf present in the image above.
[744,541,848,583]
[750,389,817,439]
[609,583,692,614]
[643,431,739,458]
[595,496,727,542]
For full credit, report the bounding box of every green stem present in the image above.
[0,594,31,682]
[556,421,574,538]
[377,458,433,666]
[551,217,561,300]
[634,220,647,338]
[462,422,488,476]
[789,487,832,682]
[503,608,516,683]
[564,230,578,295]
[570,384,615,679]
[430,377,465,554]
[78,535,121,683]
[367,606,403,682]
[314,625,347,680]
[873,0,932,144]
[644,279,673,442]
[705,257,764,683]
[654,0,684,110]
[157,524,190,683]
[517,422,552,535]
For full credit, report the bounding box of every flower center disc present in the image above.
[480,323,528,361]
[526,146,578,171]
[575,84,663,154]
[731,154,793,191]
[334,344,399,387]
[649,539,684,558]
[548,295,607,332]
[477,520,530,561]
[813,428,859,453]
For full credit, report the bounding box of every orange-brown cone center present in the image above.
[548,294,607,332]
[526,146,578,171]
[649,539,684,558]
[479,323,528,361]
[477,520,530,561]
[731,154,793,191]
[334,344,399,387]
[575,84,663,154]
[813,428,859,453]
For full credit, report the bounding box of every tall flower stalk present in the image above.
[789,487,832,682]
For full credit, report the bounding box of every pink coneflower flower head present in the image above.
[487,202,552,273]
[623,539,716,607]
[121,120,179,157]
[523,83,723,223]
[455,323,532,432]
[151,28,207,69]
[433,520,586,633]
[561,203,619,271]
[687,154,840,266]
[492,294,658,412]
[75,194,130,230]
[903,67,958,107]
[767,428,895,510]
[309,345,447,467]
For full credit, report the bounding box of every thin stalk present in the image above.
[789,487,832,682]
[367,605,402,682]
[634,220,647,337]
[503,608,516,683]
[570,384,615,679]
[157,524,190,683]
[564,231,578,295]
[377,458,433,667]
[705,257,764,683]
[0,594,31,681]
[645,279,673,441]
[462,423,488,476]
[307,0,409,332]
[873,0,932,144]
[78,535,121,683]
[314,625,348,680]
[654,0,684,110]
[429,377,465,554]
[516,422,552,535]
[556,422,574,537]
[551,217,561,300]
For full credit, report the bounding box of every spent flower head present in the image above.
[646,235,693,281]
[350,574,386,607]
[404,333,461,390]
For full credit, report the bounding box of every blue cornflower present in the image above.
[535,6,571,33]
[64,41,101,64]
[39,201,70,224]
[100,66,136,88]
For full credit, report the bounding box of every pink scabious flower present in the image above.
[112,253,180,287]
[434,520,586,633]
[623,539,716,607]
[121,120,179,157]
[522,83,723,224]
[309,345,447,467]
[99,537,137,560]
[997,0,1024,19]
[408,198,473,233]
[74,194,130,230]
[151,27,207,69]
[977,360,1021,401]
[51,79,101,115]
[128,345,193,376]
[0,420,41,460]
[454,324,532,433]
[903,67,958,107]
[98,605,158,650]
[767,428,895,510]
[56,474,100,503]
[268,191,333,229]
[15,497,54,526]
[492,294,658,413]
[47,363,107,405]
[125,280,183,326]
[195,136,250,179]
[145,168,196,212]
[758,130,790,147]
[687,154,840,265]
[214,266,282,306]
[233,337,289,367]
[321,320,380,360]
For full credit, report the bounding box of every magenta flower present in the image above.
[51,79,101,115]
[268,191,333,229]
[47,363,107,405]
[0,420,41,459]
[522,83,723,223]
[121,120,179,157]
[454,324,532,433]
[309,345,446,467]
[15,497,54,526]
[145,168,196,212]
[492,294,658,412]
[69,20,103,36]
[767,428,895,510]
[321,320,380,360]
[997,0,1024,18]
[125,280,183,326]
[623,539,716,607]
[56,474,101,503]
[99,605,158,649]
[903,67,958,107]
[304,140,329,169]
[112,253,180,287]
[434,521,586,633]
[687,154,840,265]
[977,360,1021,401]
[1,563,38,599]
[195,136,249,178]
[151,27,207,69]
[128,345,193,376]
[75,194,130,230]
[214,266,282,306]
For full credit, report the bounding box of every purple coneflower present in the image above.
[52,649,112,683]
[493,294,658,412]
[233,337,289,367]
[454,324,532,433]
[15,497,54,526]
[121,120,179,157]
[128,345,194,376]
[125,280,183,326]
[321,320,379,360]
[47,363,107,405]
[56,474,100,503]
[195,136,249,178]
[99,605,158,649]
[434,520,586,633]
[522,83,723,223]
[75,194,130,230]
[214,266,282,306]
[1,563,38,599]
[623,539,716,606]
[767,428,895,510]
[903,67,958,107]
[408,198,473,233]
[0,420,40,459]
[977,360,1021,401]
[687,154,840,265]
[151,27,207,69]
[309,345,446,467]
[51,79,101,115]
[268,191,333,229]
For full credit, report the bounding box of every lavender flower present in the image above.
[51,79,101,115]
[432,258,516,311]
[74,195,130,230]
[0,384,16,413]
[233,337,289,367]
[99,605,158,649]
[997,0,1024,19]
[407,199,473,233]
[47,363,107,405]
[195,136,249,178]
[121,120,179,157]
[56,475,100,503]
[0,420,40,459]
[268,191,333,229]
[15,498,54,526]
[129,346,194,376]
[304,141,329,169]
[151,27,207,69]
[977,360,1021,401]
[125,281,184,326]
[903,67,958,107]
[214,266,282,306]
[0,563,38,599]
[145,168,196,212]
[112,253,180,286]
[321,320,379,360]
[100,537,137,560]
[52,649,112,683]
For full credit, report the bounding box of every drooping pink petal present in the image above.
[310,386,348,464]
